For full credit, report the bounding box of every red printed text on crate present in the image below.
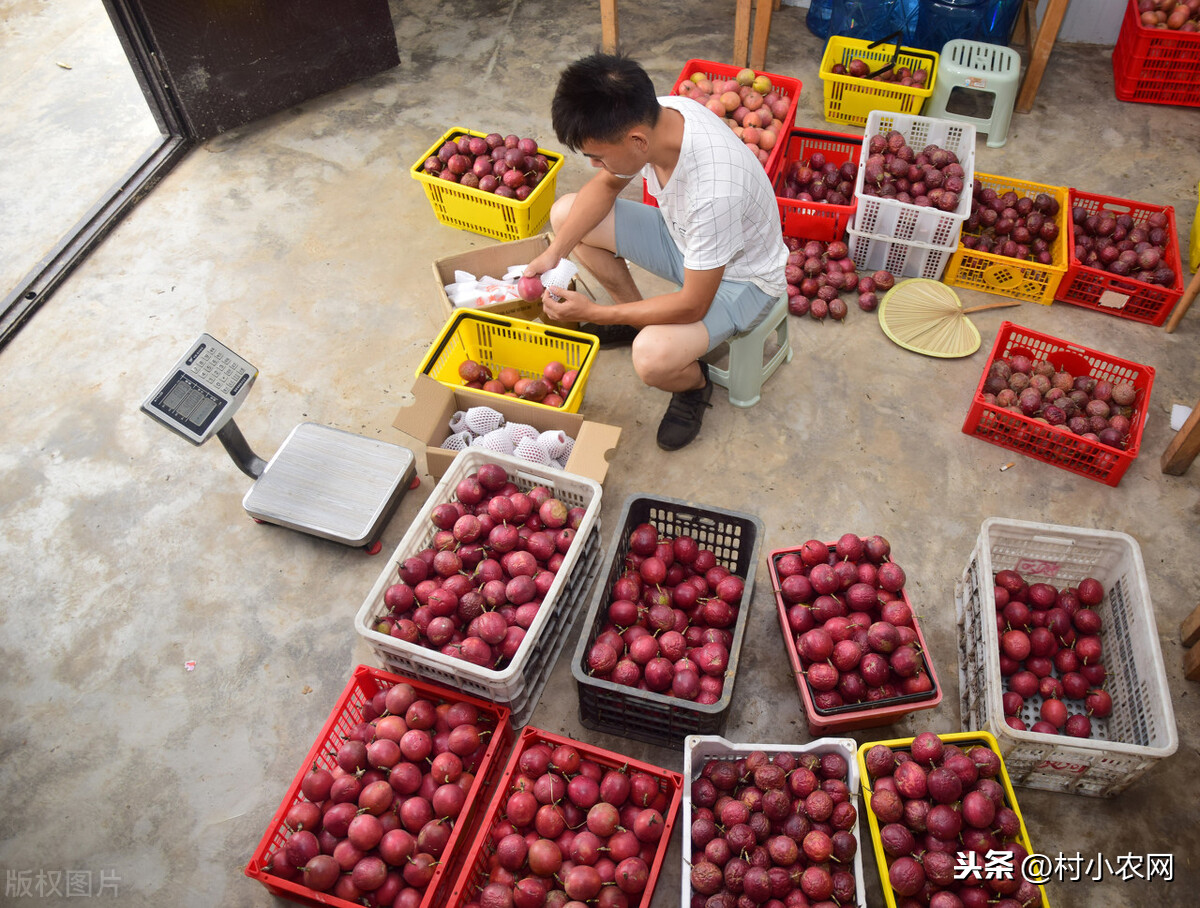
[1035,759,1089,774]
[1014,559,1063,578]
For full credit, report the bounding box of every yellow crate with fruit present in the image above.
[410,127,565,241]
[819,36,938,127]
[417,310,598,414]
[944,173,1070,305]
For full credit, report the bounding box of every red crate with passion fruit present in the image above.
[673,65,797,168]
[451,727,682,908]
[770,534,942,735]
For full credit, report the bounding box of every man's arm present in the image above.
[526,170,631,276]
[543,264,724,327]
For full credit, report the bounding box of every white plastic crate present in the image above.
[682,735,867,908]
[482,525,602,727]
[954,517,1177,797]
[355,449,603,726]
[846,223,958,281]
[851,111,976,247]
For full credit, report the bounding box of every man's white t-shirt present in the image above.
[642,95,788,298]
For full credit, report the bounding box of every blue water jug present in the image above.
[982,0,1024,44]
[913,0,1023,51]
[807,0,835,39]
[828,0,920,45]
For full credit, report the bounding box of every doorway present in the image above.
[0,0,175,347]
[0,0,399,350]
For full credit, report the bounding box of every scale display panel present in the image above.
[141,334,258,444]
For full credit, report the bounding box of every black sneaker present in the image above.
[656,362,714,451]
[579,322,640,348]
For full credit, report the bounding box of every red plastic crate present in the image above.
[447,726,684,908]
[774,127,862,242]
[1056,188,1185,326]
[245,666,514,908]
[1112,0,1200,107]
[961,321,1156,486]
[643,59,802,207]
[769,541,943,736]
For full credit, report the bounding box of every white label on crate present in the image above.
[1098,290,1130,309]
[966,76,987,89]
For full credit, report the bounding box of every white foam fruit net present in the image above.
[472,428,514,455]
[538,429,570,460]
[556,435,575,467]
[464,406,505,436]
[441,411,573,469]
[505,422,539,446]
[514,437,553,466]
[542,259,579,296]
[441,430,472,452]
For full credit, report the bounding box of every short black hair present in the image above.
[551,53,661,152]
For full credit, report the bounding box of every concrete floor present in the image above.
[1,2,1198,907]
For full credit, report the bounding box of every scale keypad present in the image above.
[187,343,251,394]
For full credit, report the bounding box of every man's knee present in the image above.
[632,327,699,388]
[630,331,659,386]
[549,193,577,233]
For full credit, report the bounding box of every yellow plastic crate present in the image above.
[417,310,599,414]
[819,36,938,127]
[410,127,565,241]
[857,731,1051,908]
[1192,178,1199,272]
[944,173,1069,305]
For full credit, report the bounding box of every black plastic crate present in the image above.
[570,494,763,747]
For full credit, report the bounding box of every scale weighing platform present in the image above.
[142,333,417,553]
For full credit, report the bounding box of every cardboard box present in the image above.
[431,233,582,328]
[394,373,621,484]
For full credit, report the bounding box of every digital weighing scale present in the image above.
[142,333,417,553]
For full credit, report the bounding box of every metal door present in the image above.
[128,0,400,139]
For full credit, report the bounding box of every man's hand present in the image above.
[542,262,725,327]
[524,248,561,280]
[542,286,597,323]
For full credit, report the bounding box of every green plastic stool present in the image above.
[706,292,793,408]
[926,39,1022,148]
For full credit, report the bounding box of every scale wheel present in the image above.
[364,541,383,556]
[409,475,421,490]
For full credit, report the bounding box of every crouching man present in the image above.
[525,53,788,450]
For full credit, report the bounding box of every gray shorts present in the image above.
[613,198,776,351]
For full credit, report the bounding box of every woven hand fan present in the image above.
[878,279,1020,358]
